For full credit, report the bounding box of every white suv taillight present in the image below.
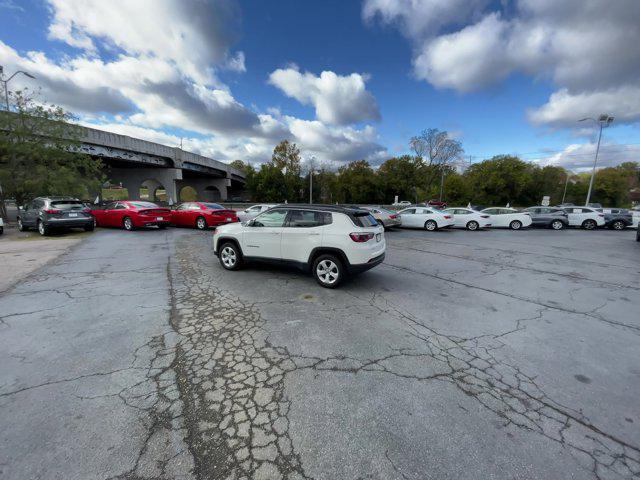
[349,232,374,242]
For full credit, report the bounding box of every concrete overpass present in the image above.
[77,125,246,203]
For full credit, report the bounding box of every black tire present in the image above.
[0,226,3,235]
[550,220,564,230]
[509,220,522,230]
[611,220,625,231]
[84,223,94,232]
[17,218,27,231]
[219,242,243,270]
[123,216,134,231]
[37,220,49,236]
[582,219,597,230]
[313,254,344,288]
[196,216,208,230]
[466,220,479,231]
[424,220,438,231]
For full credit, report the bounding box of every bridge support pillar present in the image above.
[107,167,182,204]
[176,177,230,202]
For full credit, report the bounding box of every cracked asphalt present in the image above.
[0,227,639,480]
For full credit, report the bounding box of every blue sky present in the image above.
[1,0,639,171]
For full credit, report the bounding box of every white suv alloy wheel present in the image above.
[316,259,339,285]
[221,246,237,268]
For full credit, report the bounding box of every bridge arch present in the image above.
[179,185,198,202]
[203,186,222,202]
[140,179,168,203]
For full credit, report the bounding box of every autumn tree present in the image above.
[0,89,104,217]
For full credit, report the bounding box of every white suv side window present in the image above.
[253,209,287,227]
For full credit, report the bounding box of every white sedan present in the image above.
[237,204,276,222]
[481,207,532,230]
[442,208,491,230]
[398,206,455,231]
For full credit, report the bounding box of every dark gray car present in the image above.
[596,208,633,230]
[523,206,569,230]
[17,197,94,236]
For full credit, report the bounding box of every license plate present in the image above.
[68,213,78,217]
[376,233,381,242]
[226,217,232,222]
[156,217,164,221]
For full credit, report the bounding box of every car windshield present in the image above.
[201,203,224,210]
[51,200,84,210]
[129,202,158,209]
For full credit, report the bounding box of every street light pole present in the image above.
[0,65,36,111]
[561,171,571,205]
[579,114,614,206]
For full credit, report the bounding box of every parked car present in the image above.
[560,206,605,229]
[237,204,277,222]
[0,216,3,235]
[392,200,412,207]
[171,202,238,230]
[442,208,491,230]
[523,206,569,230]
[17,197,94,236]
[480,207,532,230]
[426,200,447,209]
[596,208,633,230]
[398,206,454,231]
[91,201,171,231]
[356,206,401,229]
[213,204,385,288]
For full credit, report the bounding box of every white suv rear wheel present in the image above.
[313,254,343,288]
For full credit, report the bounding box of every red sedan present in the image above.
[91,201,171,231]
[171,202,238,230]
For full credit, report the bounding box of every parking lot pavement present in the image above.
[0,227,90,293]
[0,227,638,479]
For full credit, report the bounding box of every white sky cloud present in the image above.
[535,141,640,172]
[363,0,640,128]
[0,0,387,166]
[269,67,380,125]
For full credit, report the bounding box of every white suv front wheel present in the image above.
[219,242,242,270]
[313,254,343,288]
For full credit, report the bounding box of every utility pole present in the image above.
[579,114,614,206]
[561,171,571,204]
[0,65,36,221]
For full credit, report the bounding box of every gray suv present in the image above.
[17,197,94,236]
[523,206,569,230]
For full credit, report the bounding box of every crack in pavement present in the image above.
[382,262,640,334]
[163,239,311,480]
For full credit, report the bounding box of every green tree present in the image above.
[464,155,534,206]
[271,140,303,201]
[0,90,104,217]
[334,160,380,204]
[378,155,426,203]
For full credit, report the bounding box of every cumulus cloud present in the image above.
[537,141,640,172]
[364,0,640,127]
[46,0,242,85]
[268,67,380,125]
[1,1,388,166]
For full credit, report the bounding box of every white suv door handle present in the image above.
[308,233,320,236]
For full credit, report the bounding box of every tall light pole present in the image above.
[561,170,572,205]
[0,65,36,111]
[0,66,36,221]
[306,155,316,204]
[579,114,614,206]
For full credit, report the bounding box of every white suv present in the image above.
[561,207,606,229]
[213,205,386,288]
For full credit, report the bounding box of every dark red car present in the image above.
[171,202,238,230]
[427,200,447,209]
[91,201,171,231]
